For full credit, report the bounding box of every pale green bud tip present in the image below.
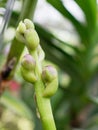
[21,54,36,70]
[42,65,57,82]
[17,21,26,33]
[24,29,39,50]
[24,19,35,29]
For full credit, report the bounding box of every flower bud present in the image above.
[24,29,39,50]
[16,19,39,51]
[24,19,35,29]
[42,66,58,98]
[21,67,37,83]
[17,21,26,33]
[21,54,36,70]
[42,65,57,83]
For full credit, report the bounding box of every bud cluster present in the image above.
[16,19,58,98]
[16,19,39,51]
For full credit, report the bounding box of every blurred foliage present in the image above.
[0,0,98,130]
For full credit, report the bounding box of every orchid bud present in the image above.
[17,21,26,33]
[24,29,39,50]
[42,65,57,83]
[42,65,58,98]
[24,19,35,29]
[21,54,37,83]
[16,21,26,42]
[16,19,40,51]
[21,67,37,83]
[21,54,36,70]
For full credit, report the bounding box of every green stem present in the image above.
[30,50,56,130]
[19,0,38,21]
[35,80,56,130]
[30,50,42,77]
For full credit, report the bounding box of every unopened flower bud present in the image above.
[17,21,26,33]
[16,19,39,51]
[24,29,39,50]
[21,67,37,83]
[21,54,36,70]
[24,19,35,29]
[42,66,58,98]
[42,65,57,83]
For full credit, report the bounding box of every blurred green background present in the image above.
[0,0,98,130]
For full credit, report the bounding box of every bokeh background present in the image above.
[0,0,98,130]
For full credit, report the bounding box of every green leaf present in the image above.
[1,91,33,120]
[75,0,97,33]
[35,23,79,52]
[46,0,87,42]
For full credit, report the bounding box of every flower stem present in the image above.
[19,0,38,21]
[30,50,56,130]
[35,79,56,130]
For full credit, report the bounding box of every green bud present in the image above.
[42,65,57,83]
[21,54,36,70]
[16,19,39,51]
[17,21,26,33]
[24,19,35,29]
[42,65,58,98]
[21,67,37,83]
[24,29,39,50]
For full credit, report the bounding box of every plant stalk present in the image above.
[35,80,56,130]
[30,50,56,130]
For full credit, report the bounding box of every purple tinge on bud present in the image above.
[42,65,57,82]
[21,54,36,70]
